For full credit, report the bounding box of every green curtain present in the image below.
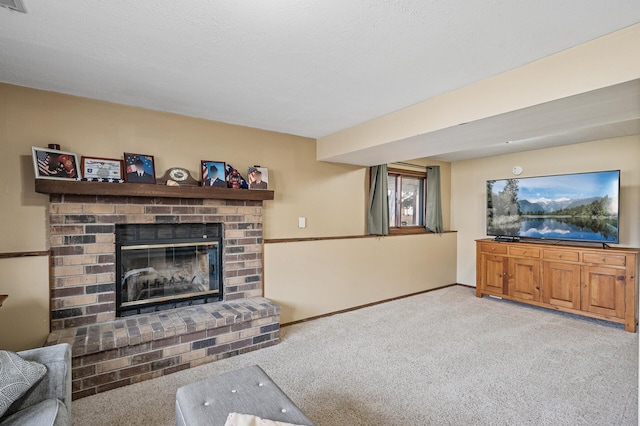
[426,165,443,233]
[367,164,389,235]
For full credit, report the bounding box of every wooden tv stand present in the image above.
[476,239,638,332]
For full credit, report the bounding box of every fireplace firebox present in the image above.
[116,223,223,316]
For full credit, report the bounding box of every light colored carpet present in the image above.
[73,286,638,426]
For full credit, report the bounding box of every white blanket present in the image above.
[224,412,306,426]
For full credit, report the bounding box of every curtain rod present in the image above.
[391,162,435,169]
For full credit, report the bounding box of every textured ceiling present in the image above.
[1,1,639,141]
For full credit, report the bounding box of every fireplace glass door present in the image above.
[119,241,220,312]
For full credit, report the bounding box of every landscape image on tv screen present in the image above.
[487,170,619,243]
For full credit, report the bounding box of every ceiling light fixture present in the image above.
[0,0,27,13]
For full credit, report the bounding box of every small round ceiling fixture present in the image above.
[512,166,523,176]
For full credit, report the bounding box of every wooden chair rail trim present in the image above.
[0,251,50,259]
[264,230,457,244]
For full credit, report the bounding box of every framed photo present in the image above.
[32,146,80,180]
[248,166,269,190]
[201,161,227,188]
[124,153,156,184]
[81,156,123,180]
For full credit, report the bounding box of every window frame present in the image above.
[387,167,427,235]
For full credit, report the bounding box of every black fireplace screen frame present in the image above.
[115,223,224,317]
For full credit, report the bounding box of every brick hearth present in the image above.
[43,192,278,399]
[46,297,280,399]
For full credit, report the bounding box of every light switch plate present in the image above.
[298,217,306,228]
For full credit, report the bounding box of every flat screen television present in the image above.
[486,170,620,243]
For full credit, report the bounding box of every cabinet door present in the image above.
[481,254,507,296]
[542,262,580,310]
[508,258,540,301]
[581,266,625,319]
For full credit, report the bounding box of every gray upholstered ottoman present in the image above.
[175,365,314,426]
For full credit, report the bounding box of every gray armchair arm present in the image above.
[5,344,72,417]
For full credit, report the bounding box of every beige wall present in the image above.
[1,84,458,349]
[0,83,366,248]
[317,24,640,162]
[265,158,456,324]
[0,83,368,350]
[264,232,457,323]
[451,136,640,286]
[0,256,50,351]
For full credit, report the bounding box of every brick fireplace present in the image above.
[40,184,280,399]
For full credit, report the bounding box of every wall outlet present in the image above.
[298,217,306,228]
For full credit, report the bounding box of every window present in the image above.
[387,168,426,233]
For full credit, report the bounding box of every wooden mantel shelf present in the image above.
[35,179,274,201]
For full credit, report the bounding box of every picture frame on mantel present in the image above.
[81,156,124,180]
[248,166,268,190]
[201,161,227,188]
[124,153,156,184]
[32,146,80,180]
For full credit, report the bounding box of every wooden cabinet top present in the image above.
[35,179,274,201]
[476,238,638,255]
